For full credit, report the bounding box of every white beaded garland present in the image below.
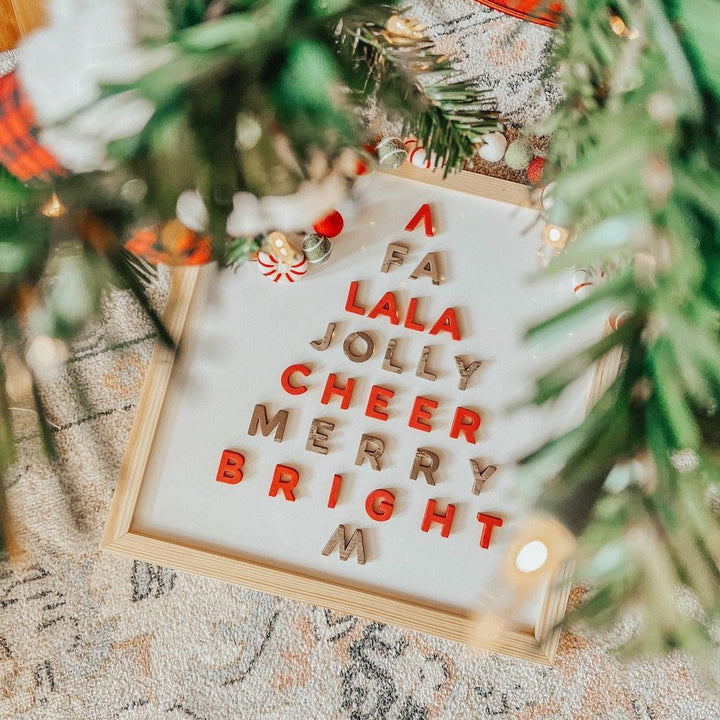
[176,190,209,232]
[227,192,266,237]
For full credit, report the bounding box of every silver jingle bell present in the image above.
[375,137,407,169]
[302,232,332,264]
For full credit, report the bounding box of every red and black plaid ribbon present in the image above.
[0,71,65,182]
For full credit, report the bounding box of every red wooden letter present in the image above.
[476,512,504,549]
[216,450,245,485]
[409,396,438,432]
[281,364,311,395]
[450,407,481,444]
[365,385,394,421]
[429,307,461,341]
[367,291,399,325]
[321,373,355,410]
[328,473,343,509]
[421,499,455,538]
[365,489,395,522]
[345,280,365,315]
[405,203,435,237]
[269,464,299,502]
[403,297,425,332]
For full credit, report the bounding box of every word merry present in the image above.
[216,450,503,563]
[249,403,498,493]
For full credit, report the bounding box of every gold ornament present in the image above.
[382,15,426,46]
[262,231,302,264]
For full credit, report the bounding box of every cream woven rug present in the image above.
[3,2,720,718]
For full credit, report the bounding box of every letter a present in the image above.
[404,203,435,237]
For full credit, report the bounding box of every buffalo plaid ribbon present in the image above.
[0,71,65,182]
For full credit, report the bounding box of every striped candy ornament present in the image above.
[257,251,309,283]
[404,138,444,170]
[608,308,631,330]
[571,268,594,299]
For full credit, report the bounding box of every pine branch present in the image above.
[337,7,500,172]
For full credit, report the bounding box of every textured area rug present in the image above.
[3,3,720,719]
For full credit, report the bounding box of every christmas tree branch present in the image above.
[527,0,720,657]
[337,6,500,172]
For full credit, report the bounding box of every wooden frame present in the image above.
[103,165,615,665]
[0,0,46,51]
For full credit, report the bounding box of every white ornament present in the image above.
[477,132,507,163]
[256,251,308,283]
[409,147,431,168]
[176,190,209,232]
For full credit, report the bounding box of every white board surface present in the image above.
[133,171,599,628]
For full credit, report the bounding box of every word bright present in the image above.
[215,450,503,558]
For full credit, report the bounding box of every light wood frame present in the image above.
[103,165,615,665]
[0,0,46,51]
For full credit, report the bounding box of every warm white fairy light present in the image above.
[41,192,66,218]
[609,13,639,40]
[548,226,563,243]
[515,540,549,573]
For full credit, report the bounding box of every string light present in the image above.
[609,13,639,40]
[546,225,567,244]
[537,223,570,267]
[41,191,66,218]
[515,540,549,573]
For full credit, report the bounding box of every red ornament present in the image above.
[313,210,344,238]
[473,1,562,28]
[125,219,212,266]
[527,156,545,185]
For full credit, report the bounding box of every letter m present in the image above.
[247,404,289,443]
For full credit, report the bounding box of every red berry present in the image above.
[527,156,545,185]
[313,210,344,238]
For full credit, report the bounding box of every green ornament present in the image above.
[504,139,533,171]
[302,232,332,264]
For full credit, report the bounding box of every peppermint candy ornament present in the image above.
[256,250,309,283]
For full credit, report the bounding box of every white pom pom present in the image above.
[176,190,208,232]
[227,192,266,237]
[478,132,508,163]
